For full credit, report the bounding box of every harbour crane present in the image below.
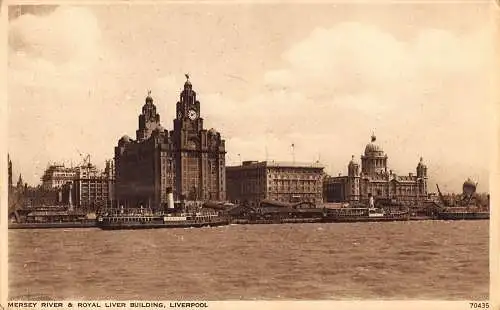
[76,149,91,167]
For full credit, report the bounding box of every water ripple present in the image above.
[9,221,489,300]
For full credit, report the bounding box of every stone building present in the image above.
[226,160,324,207]
[324,134,428,204]
[41,164,77,189]
[60,162,115,211]
[115,75,226,208]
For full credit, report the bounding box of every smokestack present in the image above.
[167,187,174,209]
[68,182,74,211]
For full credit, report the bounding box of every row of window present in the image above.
[268,174,321,180]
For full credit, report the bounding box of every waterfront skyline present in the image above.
[8,3,494,192]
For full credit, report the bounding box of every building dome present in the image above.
[119,135,132,145]
[120,135,131,142]
[463,178,477,196]
[208,128,217,135]
[364,134,384,155]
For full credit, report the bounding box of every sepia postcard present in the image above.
[1,1,499,310]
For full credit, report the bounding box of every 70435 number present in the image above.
[470,302,489,309]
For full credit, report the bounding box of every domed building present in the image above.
[361,134,388,175]
[114,75,226,208]
[462,178,477,197]
[324,134,428,204]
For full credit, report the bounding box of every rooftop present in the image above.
[228,160,324,169]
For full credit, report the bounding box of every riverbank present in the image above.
[8,211,490,230]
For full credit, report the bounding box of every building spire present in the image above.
[8,153,12,189]
[184,73,193,90]
[145,89,153,103]
[371,132,376,142]
[17,173,24,188]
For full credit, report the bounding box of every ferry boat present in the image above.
[321,206,409,223]
[8,221,96,229]
[437,208,489,221]
[8,206,97,229]
[96,210,229,230]
[435,181,490,220]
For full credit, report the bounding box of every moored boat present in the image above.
[96,211,229,230]
[437,208,489,220]
[9,220,96,229]
[8,206,97,229]
[321,206,409,223]
[435,181,490,221]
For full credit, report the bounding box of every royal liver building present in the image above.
[114,75,226,208]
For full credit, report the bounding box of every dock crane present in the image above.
[436,184,448,207]
[76,149,91,167]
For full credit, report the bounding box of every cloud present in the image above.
[9,7,101,63]
[8,7,114,182]
[214,22,493,191]
[8,8,492,194]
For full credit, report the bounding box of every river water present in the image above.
[9,220,489,300]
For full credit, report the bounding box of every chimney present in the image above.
[68,182,73,211]
[167,187,174,209]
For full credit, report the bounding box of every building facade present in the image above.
[57,162,115,210]
[72,164,113,210]
[115,76,226,208]
[324,134,428,204]
[226,161,324,207]
[41,164,77,189]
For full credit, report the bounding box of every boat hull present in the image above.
[97,219,230,230]
[438,212,489,220]
[230,215,409,225]
[321,216,409,223]
[8,221,97,229]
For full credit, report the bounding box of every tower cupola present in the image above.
[348,155,360,177]
[416,156,428,178]
[136,90,161,141]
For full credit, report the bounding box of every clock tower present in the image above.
[174,74,203,133]
[115,74,227,207]
[171,74,226,201]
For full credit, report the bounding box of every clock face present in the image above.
[188,109,197,120]
[177,111,183,119]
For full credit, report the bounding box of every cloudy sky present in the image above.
[7,3,496,192]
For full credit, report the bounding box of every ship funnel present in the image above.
[68,182,73,210]
[167,187,174,209]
